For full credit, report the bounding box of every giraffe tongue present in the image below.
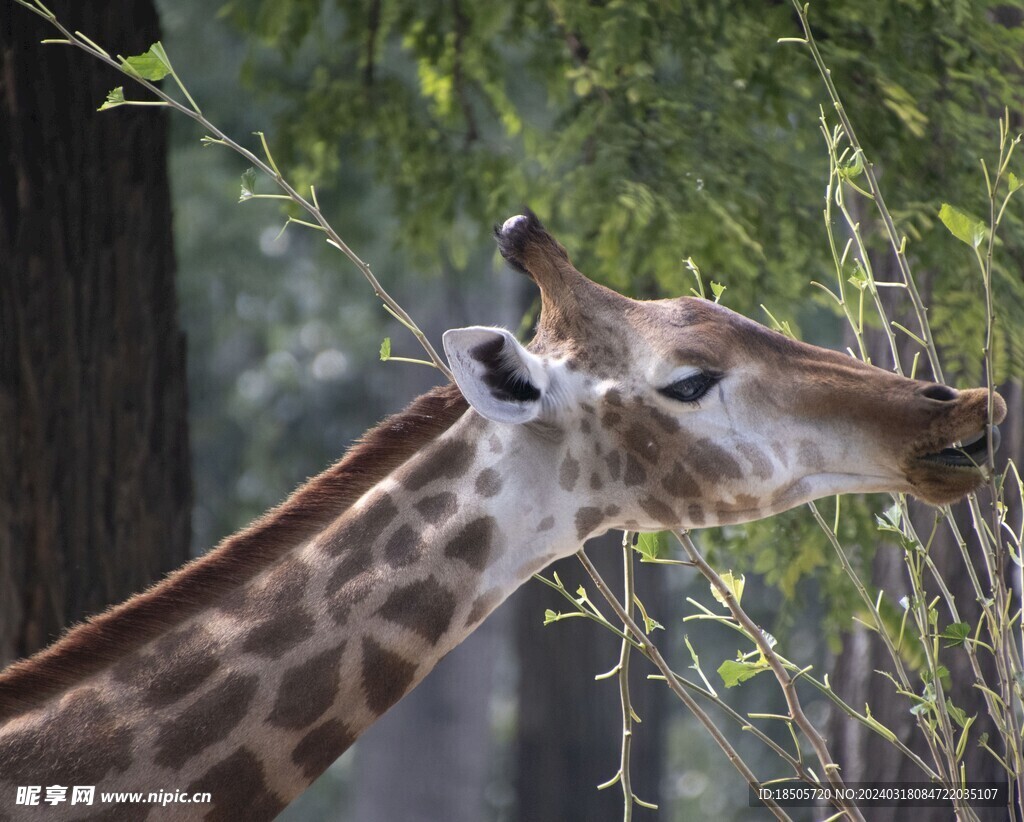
[923,425,1001,467]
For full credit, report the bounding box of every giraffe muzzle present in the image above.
[902,387,1007,504]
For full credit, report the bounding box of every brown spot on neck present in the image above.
[624,454,647,486]
[661,461,700,498]
[415,492,459,524]
[361,637,418,716]
[625,422,658,463]
[377,577,457,644]
[686,439,743,481]
[322,493,399,557]
[575,507,604,540]
[475,468,503,497]
[292,719,356,781]
[326,550,376,626]
[605,450,622,481]
[0,384,467,723]
[385,524,423,569]
[444,516,498,571]
[687,502,706,526]
[384,524,423,568]
[559,454,581,491]
[0,688,132,785]
[187,747,285,821]
[798,440,826,471]
[465,587,504,627]
[112,625,221,708]
[401,437,477,491]
[639,496,678,526]
[267,643,346,730]
[153,671,258,770]
[737,443,773,481]
[241,606,316,660]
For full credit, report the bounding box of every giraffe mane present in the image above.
[0,382,469,724]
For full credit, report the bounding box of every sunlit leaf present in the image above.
[121,42,172,81]
[711,570,745,607]
[379,337,391,361]
[634,531,669,562]
[938,203,987,249]
[718,658,768,688]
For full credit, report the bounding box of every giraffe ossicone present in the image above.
[0,212,1006,819]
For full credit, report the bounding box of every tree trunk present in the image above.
[514,531,667,821]
[0,1,190,666]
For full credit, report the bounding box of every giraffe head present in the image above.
[443,212,1006,534]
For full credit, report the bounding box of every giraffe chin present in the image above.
[905,424,1001,505]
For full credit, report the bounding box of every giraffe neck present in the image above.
[0,405,580,818]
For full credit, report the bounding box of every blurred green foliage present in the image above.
[217,0,1024,646]
[222,0,1023,361]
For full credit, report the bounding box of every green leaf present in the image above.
[121,42,172,81]
[881,502,901,528]
[711,570,745,607]
[709,281,726,303]
[939,621,971,648]
[945,698,969,728]
[1009,171,1023,193]
[239,167,257,202]
[379,337,391,361]
[938,203,988,249]
[543,609,557,625]
[635,531,669,562]
[98,86,125,111]
[838,150,865,180]
[718,658,768,688]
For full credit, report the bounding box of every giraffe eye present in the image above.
[660,372,718,403]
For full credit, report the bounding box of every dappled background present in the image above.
[3,1,1023,819]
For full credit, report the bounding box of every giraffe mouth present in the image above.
[918,425,1000,470]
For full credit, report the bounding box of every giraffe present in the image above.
[0,212,1006,820]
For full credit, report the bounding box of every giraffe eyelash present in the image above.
[659,371,720,404]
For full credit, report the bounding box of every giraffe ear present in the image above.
[443,327,549,424]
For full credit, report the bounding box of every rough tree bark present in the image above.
[0,1,190,666]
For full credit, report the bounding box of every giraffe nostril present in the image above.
[921,384,958,402]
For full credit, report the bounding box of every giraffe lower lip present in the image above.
[920,425,1000,468]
